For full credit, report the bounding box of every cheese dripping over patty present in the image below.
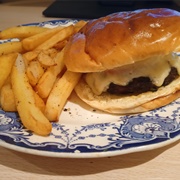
[85,53,180,95]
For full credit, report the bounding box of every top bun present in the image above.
[64,8,180,72]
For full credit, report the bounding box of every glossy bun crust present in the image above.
[64,8,180,72]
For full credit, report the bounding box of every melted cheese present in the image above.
[85,54,180,95]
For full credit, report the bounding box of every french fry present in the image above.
[37,50,56,66]
[35,50,65,99]
[0,41,24,56]
[74,20,87,32]
[5,65,46,111]
[23,50,40,63]
[23,48,58,64]
[45,48,58,59]
[11,54,52,136]
[22,26,65,51]
[0,83,17,112]
[0,53,18,89]
[36,25,74,51]
[26,60,45,86]
[0,26,48,40]
[44,70,82,121]
[53,39,68,51]
[33,92,46,113]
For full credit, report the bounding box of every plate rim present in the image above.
[1,135,179,158]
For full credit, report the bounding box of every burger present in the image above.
[63,8,180,114]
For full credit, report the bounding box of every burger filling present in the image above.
[85,53,180,96]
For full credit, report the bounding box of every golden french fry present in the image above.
[36,25,74,51]
[26,60,45,86]
[53,39,68,51]
[0,83,17,112]
[0,26,48,40]
[0,53,18,89]
[37,50,56,66]
[33,92,46,113]
[23,50,40,62]
[22,26,64,51]
[74,20,87,32]
[35,50,65,98]
[23,48,58,63]
[45,48,58,59]
[0,41,24,56]
[11,54,52,136]
[45,70,82,121]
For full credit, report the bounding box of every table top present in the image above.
[0,1,180,180]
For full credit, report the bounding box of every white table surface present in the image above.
[0,1,180,180]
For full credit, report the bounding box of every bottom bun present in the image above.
[75,78,180,114]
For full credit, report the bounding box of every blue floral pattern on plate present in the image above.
[0,20,179,158]
[0,99,180,158]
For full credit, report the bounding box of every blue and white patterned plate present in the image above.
[0,20,180,158]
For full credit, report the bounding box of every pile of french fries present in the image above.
[0,20,86,136]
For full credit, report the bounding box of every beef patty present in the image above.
[107,67,179,95]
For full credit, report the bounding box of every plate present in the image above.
[0,20,180,158]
